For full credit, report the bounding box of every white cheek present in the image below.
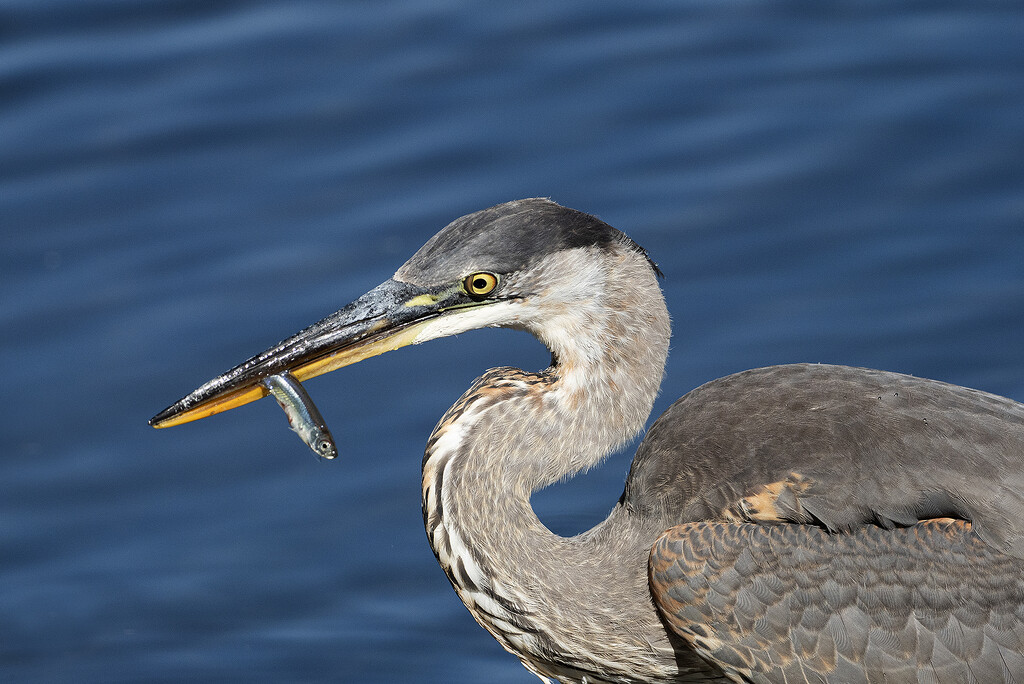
[412,301,520,344]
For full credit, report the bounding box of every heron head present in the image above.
[149,198,661,429]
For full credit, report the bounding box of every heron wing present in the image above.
[626,364,1024,557]
[648,519,1024,683]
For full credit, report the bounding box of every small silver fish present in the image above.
[261,371,338,459]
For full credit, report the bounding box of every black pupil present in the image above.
[473,278,487,291]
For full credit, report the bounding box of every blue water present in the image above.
[3,1,1023,681]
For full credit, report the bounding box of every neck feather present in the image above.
[419,249,679,681]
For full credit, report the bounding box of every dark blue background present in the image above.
[3,2,1023,681]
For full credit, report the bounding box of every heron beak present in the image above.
[149,278,465,429]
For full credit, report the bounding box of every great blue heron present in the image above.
[151,199,1024,683]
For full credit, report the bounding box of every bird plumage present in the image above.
[650,519,1024,683]
[627,364,1024,555]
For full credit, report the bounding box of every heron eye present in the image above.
[464,272,499,298]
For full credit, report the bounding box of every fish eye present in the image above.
[464,272,499,299]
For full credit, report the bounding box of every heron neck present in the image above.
[421,250,671,543]
[419,270,677,680]
[506,252,673,495]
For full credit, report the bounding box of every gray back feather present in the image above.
[626,363,1024,557]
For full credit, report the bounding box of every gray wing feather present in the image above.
[649,519,1024,683]
[627,364,1024,557]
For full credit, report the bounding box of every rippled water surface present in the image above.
[3,2,1023,682]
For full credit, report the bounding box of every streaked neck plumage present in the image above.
[419,246,701,682]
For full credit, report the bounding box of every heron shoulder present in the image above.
[623,363,1024,557]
